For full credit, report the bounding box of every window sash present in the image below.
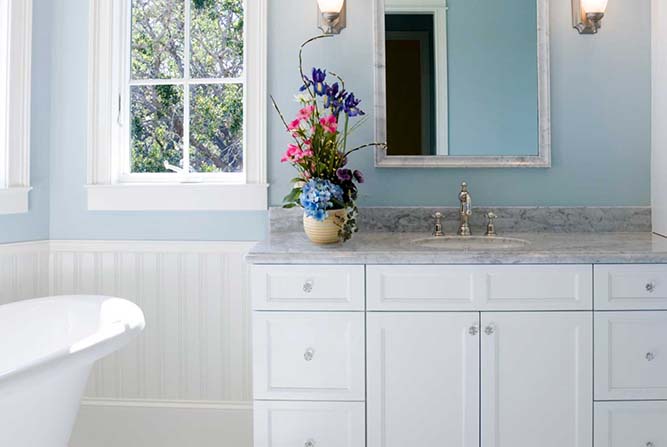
[120,0,248,181]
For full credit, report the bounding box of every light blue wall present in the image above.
[269,0,651,207]
[4,0,649,243]
[0,0,51,243]
[48,0,266,241]
[447,0,539,156]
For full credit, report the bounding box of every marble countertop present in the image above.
[246,231,667,265]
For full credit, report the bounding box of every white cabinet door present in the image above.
[481,312,593,447]
[253,312,365,401]
[595,311,667,400]
[595,401,667,447]
[367,312,480,447]
[254,401,365,447]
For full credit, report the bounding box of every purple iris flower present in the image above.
[353,170,365,184]
[312,68,327,96]
[324,82,339,108]
[336,168,353,182]
[344,93,365,117]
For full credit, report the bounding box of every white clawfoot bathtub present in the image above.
[0,296,145,447]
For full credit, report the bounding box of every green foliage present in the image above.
[130,0,244,174]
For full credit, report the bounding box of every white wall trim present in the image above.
[0,0,32,214]
[86,0,268,211]
[652,0,667,237]
[0,187,31,214]
[48,239,257,253]
[86,183,269,211]
[81,398,252,411]
[73,398,252,447]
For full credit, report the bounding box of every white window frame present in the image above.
[0,0,32,215]
[87,0,268,211]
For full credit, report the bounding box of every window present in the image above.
[88,0,267,211]
[0,0,32,215]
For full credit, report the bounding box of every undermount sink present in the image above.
[411,235,531,250]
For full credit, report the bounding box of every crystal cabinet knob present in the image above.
[646,352,656,362]
[303,280,314,293]
[646,282,656,293]
[484,325,496,336]
[305,440,316,447]
[646,442,655,447]
[304,348,315,362]
[469,325,479,336]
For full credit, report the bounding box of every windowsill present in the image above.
[0,187,31,214]
[86,183,268,211]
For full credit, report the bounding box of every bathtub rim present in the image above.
[0,295,145,393]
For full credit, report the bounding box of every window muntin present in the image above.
[125,0,245,179]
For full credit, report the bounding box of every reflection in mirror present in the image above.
[385,13,440,156]
[375,0,551,168]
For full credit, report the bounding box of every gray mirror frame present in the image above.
[373,0,551,168]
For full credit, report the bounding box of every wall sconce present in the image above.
[317,0,346,35]
[572,0,609,34]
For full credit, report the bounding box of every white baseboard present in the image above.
[71,399,252,447]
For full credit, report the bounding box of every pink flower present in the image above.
[288,119,302,132]
[297,105,316,120]
[280,144,313,163]
[320,115,338,134]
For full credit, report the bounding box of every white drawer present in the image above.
[367,265,592,311]
[251,265,364,311]
[595,311,667,400]
[254,401,365,447]
[595,265,667,310]
[595,401,667,447]
[253,312,365,401]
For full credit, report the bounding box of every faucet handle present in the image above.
[485,212,497,237]
[433,212,445,237]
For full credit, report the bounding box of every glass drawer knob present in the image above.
[646,442,655,447]
[469,325,479,336]
[303,280,314,293]
[484,325,496,335]
[646,282,656,293]
[304,348,315,361]
[305,440,316,447]
[646,352,656,362]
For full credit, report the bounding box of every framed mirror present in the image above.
[373,0,551,168]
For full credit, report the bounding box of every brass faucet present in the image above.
[458,182,472,236]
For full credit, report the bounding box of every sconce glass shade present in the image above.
[581,0,608,13]
[317,0,344,14]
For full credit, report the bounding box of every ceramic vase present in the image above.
[303,209,347,244]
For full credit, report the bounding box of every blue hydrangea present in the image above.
[300,179,344,221]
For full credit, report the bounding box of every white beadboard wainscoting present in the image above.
[0,241,50,305]
[0,240,255,447]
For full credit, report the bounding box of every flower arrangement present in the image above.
[272,36,383,242]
